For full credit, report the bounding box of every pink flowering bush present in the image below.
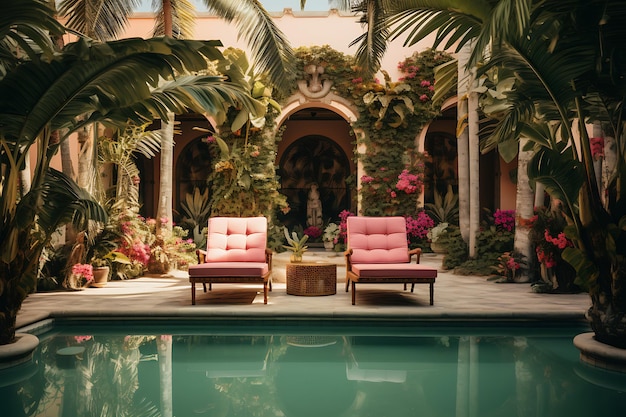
[303,226,322,240]
[405,212,435,249]
[490,251,526,282]
[529,206,573,268]
[494,209,515,232]
[338,210,355,249]
[145,217,197,273]
[71,263,93,288]
[528,206,578,292]
[396,170,423,194]
[359,162,426,216]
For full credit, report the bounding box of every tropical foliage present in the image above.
[57,0,296,94]
[205,49,289,250]
[353,49,453,217]
[347,0,626,347]
[528,204,578,293]
[475,1,626,347]
[0,1,263,345]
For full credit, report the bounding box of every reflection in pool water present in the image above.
[1,322,625,417]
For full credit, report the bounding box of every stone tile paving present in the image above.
[17,250,591,331]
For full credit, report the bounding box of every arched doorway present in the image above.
[278,135,351,229]
[174,137,212,226]
[424,131,458,203]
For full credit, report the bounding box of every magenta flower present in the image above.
[494,209,515,232]
[303,226,322,239]
[72,263,93,282]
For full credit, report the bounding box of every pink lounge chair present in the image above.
[344,216,437,305]
[188,217,272,304]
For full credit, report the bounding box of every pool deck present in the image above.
[16,250,592,331]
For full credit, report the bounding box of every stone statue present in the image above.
[306,183,323,229]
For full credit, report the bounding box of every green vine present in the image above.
[206,49,288,234]
[352,49,454,216]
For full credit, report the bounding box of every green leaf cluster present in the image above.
[282,228,309,255]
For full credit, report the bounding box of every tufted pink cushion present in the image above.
[204,217,267,263]
[347,216,409,264]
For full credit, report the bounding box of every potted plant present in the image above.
[86,225,130,287]
[528,205,577,293]
[90,251,131,287]
[323,223,340,251]
[283,228,308,263]
[427,222,449,253]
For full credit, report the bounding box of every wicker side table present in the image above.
[286,262,337,296]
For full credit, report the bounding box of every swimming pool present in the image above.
[2,320,624,417]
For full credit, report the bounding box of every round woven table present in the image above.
[286,262,337,296]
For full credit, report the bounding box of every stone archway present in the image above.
[278,135,351,229]
[174,136,212,226]
[424,131,459,204]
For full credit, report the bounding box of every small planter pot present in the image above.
[323,241,334,251]
[430,241,447,254]
[90,266,110,288]
[290,253,303,263]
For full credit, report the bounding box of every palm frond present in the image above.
[350,0,390,78]
[58,0,141,41]
[432,58,457,103]
[96,74,265,128]
[0,37,226,146]
[204,0,296,94]
[528,147,585,216]
[26,168,107,236]
[384,0,488,52]
[0,0,65,75]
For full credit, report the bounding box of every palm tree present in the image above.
[477,0,626,348]
[58,0,296,228]
[355,0,626,347]
[345,0,538,268]
[0,1,263,345]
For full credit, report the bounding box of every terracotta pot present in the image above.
[90,266,110,288]
[430,241,447,254]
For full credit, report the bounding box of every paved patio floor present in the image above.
[17,250,592,331]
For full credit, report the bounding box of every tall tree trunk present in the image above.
[457,44,472,244]
[163,0,173,36]
[467,76,480,258]
[157,113,175,231]
[513,137,534,283]
[77,126,94,193]
[156,1,175,231]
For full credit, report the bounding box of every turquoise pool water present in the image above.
[2,320,624,417]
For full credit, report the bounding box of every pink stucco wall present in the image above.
[121,9,442,81]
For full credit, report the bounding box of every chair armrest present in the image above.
[409,248,422,264]
[265,248,273,269]
[344,248,353,272]
[196,249,207,264]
